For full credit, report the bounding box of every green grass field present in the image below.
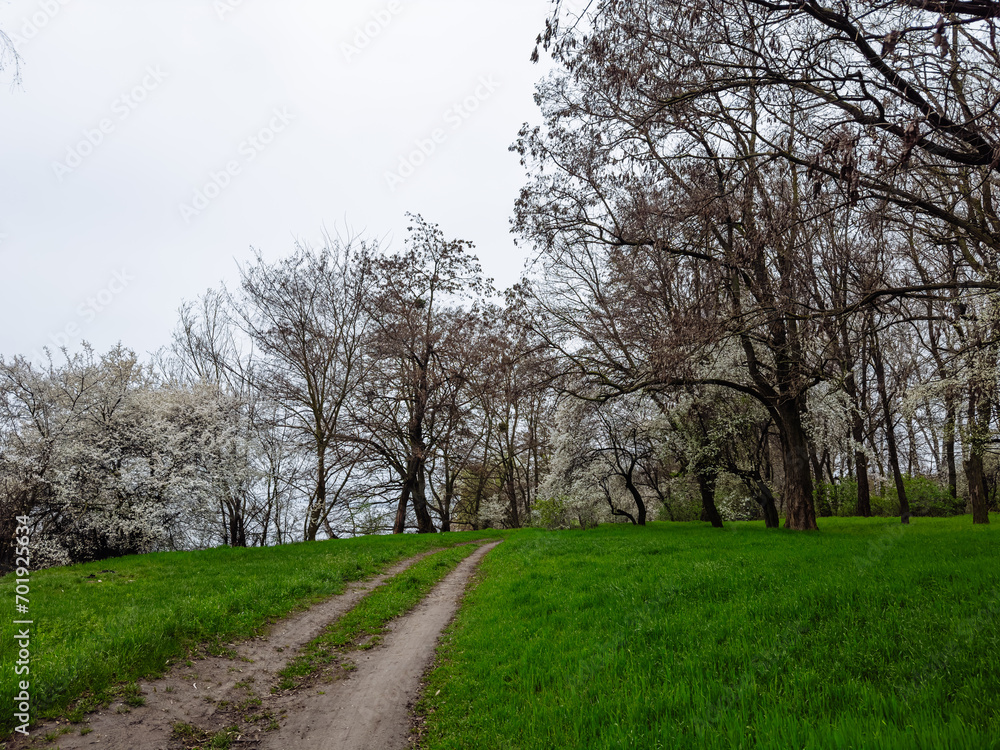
[0,529,504,732]
[3,518,998,748]
[419,517,1000,750]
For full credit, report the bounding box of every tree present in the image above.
[234,237,373,541]
[0,346,252,566]
[513,61,832,529]
[539,392,663,526]
[357,215,488,534]
[169,290,301,546]
[450,312,553,531]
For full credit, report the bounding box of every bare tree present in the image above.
[234,236,374,541]
[520,0,1000,528]
[356,215,487,534]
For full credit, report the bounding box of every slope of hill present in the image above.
[419,518,1000,750]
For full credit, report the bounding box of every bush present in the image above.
[887,475,964,517]
[817,479,859,517]
[820,475,963,518]
[530,495,604,530]
[654,474,702,522]
[532,496,571,530]
[715,473,767,522]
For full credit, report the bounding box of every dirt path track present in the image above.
[10,541,498,750]
[261,541,499,750]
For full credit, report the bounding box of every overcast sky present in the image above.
[0,0,558,365]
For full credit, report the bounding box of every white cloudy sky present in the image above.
[0,0,559,364]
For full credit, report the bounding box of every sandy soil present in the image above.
[9,541,498,750]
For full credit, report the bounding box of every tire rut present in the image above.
[259,540,501,750]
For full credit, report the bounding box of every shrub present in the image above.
[822,479,859,517]
[886,475,964,517]
[532,496,571,530]
[820,475,963,518]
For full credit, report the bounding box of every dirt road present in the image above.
[11,541,497,750]
[261,541,499,750]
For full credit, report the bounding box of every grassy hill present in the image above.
[0,529,504,732]
[3,517,998,748]
[419,517,1000,750]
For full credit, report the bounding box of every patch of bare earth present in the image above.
[259,541,500,750]
[7,550,443,750]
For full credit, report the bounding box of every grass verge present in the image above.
[276,543,482,691]
[418,516,1000,750]
[0,529,504,735]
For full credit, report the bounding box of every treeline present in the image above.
[0,218,551,567]
[3,0,1000,567]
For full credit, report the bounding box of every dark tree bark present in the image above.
[394,458,437,534]
[731,467,780,528]
[696,472,724,528]
[754,479,782,530]
[944,397,958,500]
[872,330,910,524]
[777,399,819,530]
[810,447,833,518]
[965,389,992,525]
[845,360,873,517]
[623,473,648,526]
[306,447,328,540]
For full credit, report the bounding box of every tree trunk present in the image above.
[844,368,872,516]
[220,498,230,546]
[439,478,455,532]
[965,389,991,525]
[504,454,520,528]
[393,473,410,534]
[944,397,958,499]
[905,418,919,477]
[696,472,724,528]
[965,451,990,524]
[872,333,909,524]
[229,502,247,547]
[777,399,818,530]
[412,463,437,533]
[854,449,872,518]
[623,473,647,526]
[810,447,832,517]
[306,448,327,541]
[755,479,781,529]
[605,484,637,524]
[395,458,437,534]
